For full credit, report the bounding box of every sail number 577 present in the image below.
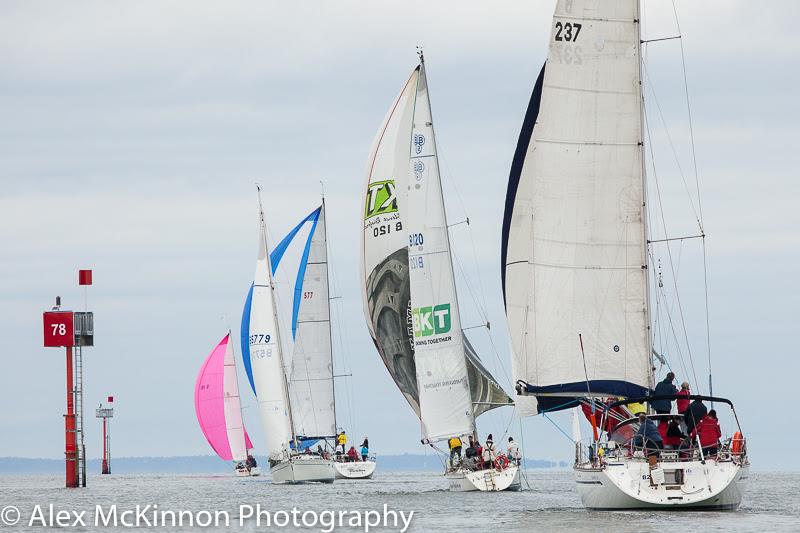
[555,22,581,42]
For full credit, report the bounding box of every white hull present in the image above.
[446,466,521,492]
[574,459,748,510]
[270,456,335,484]
[235,466,261,477]
[334,460,376,479]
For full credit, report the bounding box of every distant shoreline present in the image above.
[0,454,569,475]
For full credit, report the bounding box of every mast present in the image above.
[636,0,655,390]
[417,51,475,427]
[321,194,338,431]
[256,185,298,452]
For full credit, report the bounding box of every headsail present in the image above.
[287,204,336,439]
[502,0,651,415]
[361,59,512,436]
[195,333,253,461]
[247,199,294,459]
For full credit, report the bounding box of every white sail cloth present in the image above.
[249,217,293,459]
[288,204,336,439]
[223,338,248,461]
[503,0,651,415]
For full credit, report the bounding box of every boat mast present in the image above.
[635,0,656,391]
[416,50,476,432]
[256,185,299,453]
[320,188,338,434]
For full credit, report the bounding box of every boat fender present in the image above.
[494,455,510,470]
[731,432,744,455]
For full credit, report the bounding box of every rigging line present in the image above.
[542,413,576,444]
[673,0,714,395]
[644,108,700,391]
[642,63,701,223]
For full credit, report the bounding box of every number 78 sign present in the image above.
[43,311,74,347]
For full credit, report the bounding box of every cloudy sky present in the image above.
[1,1,797,470]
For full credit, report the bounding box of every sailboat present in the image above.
[502,0,749,509]
[274,200,377,480]
[360,52,518,492]
[194,332,260,476]
[241,188,334,484]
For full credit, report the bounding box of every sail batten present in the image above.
[503,0,651,415]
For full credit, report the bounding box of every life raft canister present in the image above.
[731,431,744,454]
[494,455,510,470]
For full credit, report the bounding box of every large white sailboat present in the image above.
[243,188,334,484]
[502,0,749,509]
[361,53,518,492]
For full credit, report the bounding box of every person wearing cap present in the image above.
[651,372,678,414]
[633,412,663,454]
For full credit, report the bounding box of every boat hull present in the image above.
[574,459,748,510]
[334,460,376,479]
[446,466,521,492]
[270,456,335,484]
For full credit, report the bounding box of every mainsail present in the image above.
[361,58,512,438]
[194,333,254,462]
[287,203,337,440]
[502,0,652,415]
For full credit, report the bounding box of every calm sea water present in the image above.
[1,470,798,532]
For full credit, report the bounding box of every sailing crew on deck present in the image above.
[691,409,722,456]
[651,372,678,414]
[665,416,687,449]
[676,382,691,415]
[246,454,258,470]
[482,434,496,469]
[685,398,708,435]
[448,436,463,466]
[633,412,663,453]
[507,437,521,466]
[335,442,345,458]
[337,430,347,450]
[360,438,369,462]
[346,446,359,462]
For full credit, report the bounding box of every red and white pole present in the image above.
[65,345,77,488]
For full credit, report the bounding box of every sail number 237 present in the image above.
[554,22,581,42]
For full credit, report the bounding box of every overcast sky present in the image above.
[1,1,797,470]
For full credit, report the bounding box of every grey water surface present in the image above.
[1,470,797,532]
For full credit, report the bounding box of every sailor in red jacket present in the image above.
[690,409,722,456]
[676,382,691,414]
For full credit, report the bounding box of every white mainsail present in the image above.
[502,0,651,415]
[406,60,474,441]
[249,199,294,459]
[288,203,336,439]
[360,63,512,430]
[223,337,248,461]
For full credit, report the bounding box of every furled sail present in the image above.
[247,203,294,459]
[361,60,512,435]
[195,333,254,462]
[287,203,337,439]
[502,0,652,415]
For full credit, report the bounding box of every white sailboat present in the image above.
[284,201,377,480]
[502,0,749,509]
[361,52,518,492]
[244,188,334,484]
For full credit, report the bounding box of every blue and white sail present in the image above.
[502,0,652,415]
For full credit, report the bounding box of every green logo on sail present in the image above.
[364,180,398,220]
[413,304,451,337]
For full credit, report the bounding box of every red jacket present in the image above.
[657,421,668,442]
[676,390,690,414]
[690,416,721,448]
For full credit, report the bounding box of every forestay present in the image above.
[502,0,651,415]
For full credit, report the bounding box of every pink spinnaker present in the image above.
[194,333,254,461]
